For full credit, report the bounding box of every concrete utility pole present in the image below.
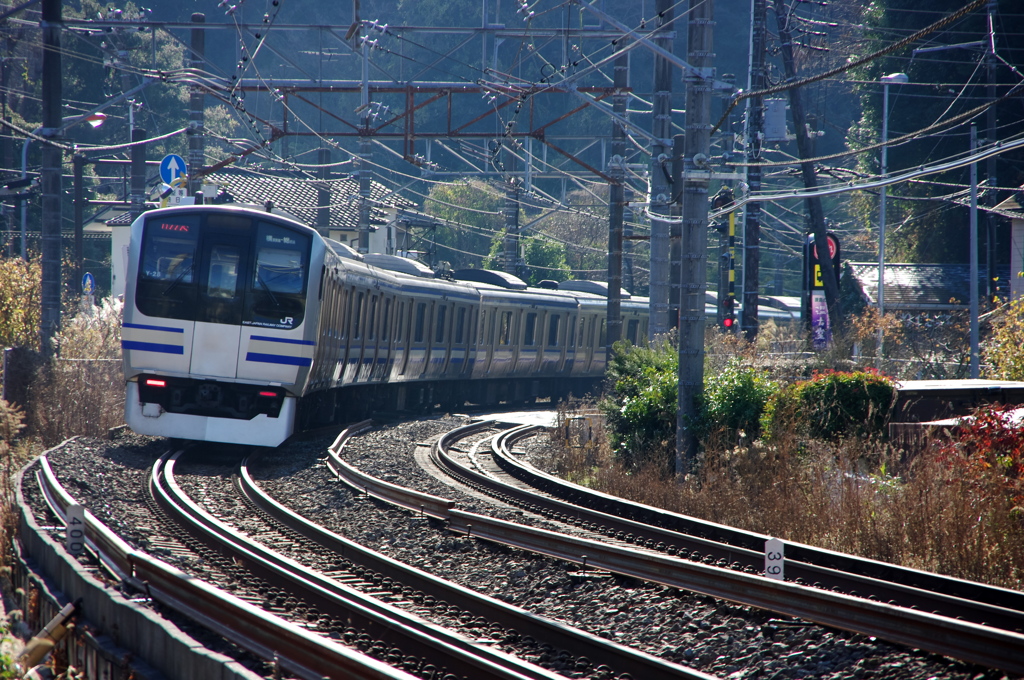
[741,0,767,340]
[669,133,685,330]
[648,0,675,337]
[357,37,372,254]
[73,155,84,291]
[187,13,206,197]
[676,0,714,474]
[129,128,147,221]
[39,0,62,351]
[503,148,520,276]
[607,44,629,349]
[317,147,331,236]
[771,0,841,334]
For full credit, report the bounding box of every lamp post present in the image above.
[19,112,106,258]
[878,72,908,363]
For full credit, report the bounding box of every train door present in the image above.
[379,295,394,381]
[563,313,577,374]
[451,305,469,376]
[190,232,251,378]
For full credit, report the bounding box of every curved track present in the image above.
[332,419,1024,675]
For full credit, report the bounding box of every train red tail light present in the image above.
[258,390,278,397]
[145,378,167,388]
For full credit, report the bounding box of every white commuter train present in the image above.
[122,204,650,446]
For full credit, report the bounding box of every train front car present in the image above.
[122,206,322,446]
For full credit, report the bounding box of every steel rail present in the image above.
[246,430,713,680]
[329,423,1024,674]
[151,451,565,680]
[488,425,1024,626]
[33,455,417,680]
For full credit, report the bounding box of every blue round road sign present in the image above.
[160,154,187,185]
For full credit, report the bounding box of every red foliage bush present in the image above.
[937,405,1024,510]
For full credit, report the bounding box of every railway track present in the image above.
[19,417,1024,679]
[333,418,1024,675]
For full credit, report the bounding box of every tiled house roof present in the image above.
[205,167,412,230]
[847,262,1010,311]
[105,166,413,230]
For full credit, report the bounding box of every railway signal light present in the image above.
[722,296,736,331]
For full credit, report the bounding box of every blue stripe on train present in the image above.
[250,335,316,346]
[123,322,184,333]
[122,340,184,354]
[246,352,313,367]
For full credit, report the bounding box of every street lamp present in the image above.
[878,72,908,362]
[19,112,106,258]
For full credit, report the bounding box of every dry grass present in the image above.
[550,402,1024,590]
[22,297,125,447]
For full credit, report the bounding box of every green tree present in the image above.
[483,231,571,285]
[421,179,503,268]
[847,0,1024,265]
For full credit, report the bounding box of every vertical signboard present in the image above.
[804,233,840,350]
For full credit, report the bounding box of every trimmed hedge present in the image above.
[763,369,895,440]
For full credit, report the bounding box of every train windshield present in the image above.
[245,222,310,328]
[140,216,200,285]
[135,211,311,328]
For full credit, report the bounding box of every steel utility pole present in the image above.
[676,0,714,474]
[648,0,675,337]
[606,43,629,349]
[985,0,997,300]
[40,0,63,350]
[741,0,767,340]
[187,13,206,197]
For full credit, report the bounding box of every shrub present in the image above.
[0,256,42,350]
[985,299,1024,380]
[599,338,678,471]
[25,297,124,445]
[763,369,895,441]
[936,405,1024,510]
[695,360,777,446]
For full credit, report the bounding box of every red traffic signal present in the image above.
[723,317,734,328]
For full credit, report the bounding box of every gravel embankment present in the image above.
[38,422,1005,680]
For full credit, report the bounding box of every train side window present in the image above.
[396,301,405,342]
[498,311,512,346]
[435,305,447,344]
[381,298,391,342]
[524,313,537,347]
[587,318,595,347]
[568,316,576,347]
[353,292,364,339]
[627,318,639,344]
[339,289,350,339]
[368,295,378,341]
[547,314,560,347]
[455,307,466,344]
[478,311,487,344]
[578,318,585,347]
[599,319,607,347]
[414,302,426,343]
